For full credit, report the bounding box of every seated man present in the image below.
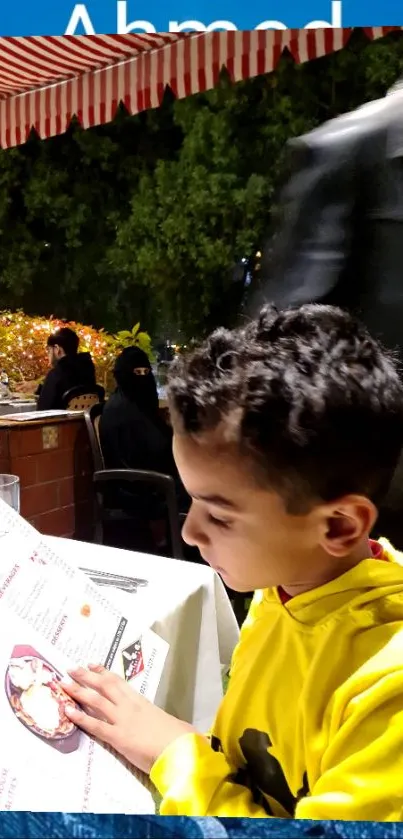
[37,327,97,411]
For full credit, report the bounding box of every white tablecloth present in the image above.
[46,537,240,733]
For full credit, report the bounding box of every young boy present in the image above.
[64,304,403,821]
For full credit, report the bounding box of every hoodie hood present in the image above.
[263,539,403,626]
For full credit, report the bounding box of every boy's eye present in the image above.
[207,513,231,529]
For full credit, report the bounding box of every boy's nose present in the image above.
[182,506,208,549]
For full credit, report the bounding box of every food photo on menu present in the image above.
[5,645,81,754]
[0,616,97,812]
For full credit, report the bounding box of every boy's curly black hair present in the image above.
[168,304,403,513]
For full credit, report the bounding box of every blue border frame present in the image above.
[0,0,403,37]
[1,0,402,833]
[0,815,402,837]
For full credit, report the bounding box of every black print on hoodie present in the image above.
[211,729,309,816]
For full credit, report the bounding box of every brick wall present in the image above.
[0,418,93,539]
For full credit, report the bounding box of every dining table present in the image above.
[0,399,37,416]
[46,535,240,732]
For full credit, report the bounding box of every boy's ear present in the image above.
[320,495,377,557]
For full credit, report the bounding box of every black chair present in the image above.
[84,402,105,471]
[93,469,184,559]
[84,405,184,559]
[62,384,105,411]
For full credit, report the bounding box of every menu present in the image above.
[0,500,169,813]
[0,410,83,422]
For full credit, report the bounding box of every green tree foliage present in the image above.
[0,31,402,340]
[0,101,181,333]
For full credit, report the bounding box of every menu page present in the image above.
[0,502,167,696]
[0,501,169,812]
[0,410,83,422]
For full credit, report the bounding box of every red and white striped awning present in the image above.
[0,27,401,149]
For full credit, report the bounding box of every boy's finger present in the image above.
[62,681,116,723]
[67,667,123,702]
[65,703,113,741]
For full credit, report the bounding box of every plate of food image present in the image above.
[5,645,81,754]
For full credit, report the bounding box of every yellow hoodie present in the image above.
[151,539,403,820]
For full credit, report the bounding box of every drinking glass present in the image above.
[0,475,20,513]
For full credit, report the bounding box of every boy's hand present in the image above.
[62,664,196,774]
